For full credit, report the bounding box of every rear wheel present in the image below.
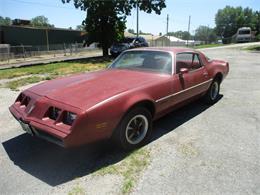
[203,79,220,104]
[113,107,152,151]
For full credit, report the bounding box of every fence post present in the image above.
[70,44,72,55]
[7,45,10,64]
[63,43,66,56]
[22,45,25,60]
[75,42,79,53]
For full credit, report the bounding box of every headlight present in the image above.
[16,93,25,103]
[63,111,77,126]
[16,93,30,106]
[49,107,61,120]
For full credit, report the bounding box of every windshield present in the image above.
[109,51,172,74]
[238,30,250,35]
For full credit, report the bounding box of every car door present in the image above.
[171,52,211,105]
[185,52,210,92]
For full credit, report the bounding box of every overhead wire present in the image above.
[5,0,77,10]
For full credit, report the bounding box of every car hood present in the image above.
[27,69,166,110]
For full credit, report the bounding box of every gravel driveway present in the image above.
[0,43,260,194]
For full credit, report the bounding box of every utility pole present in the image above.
[207,24,209,44]
[166,14,169,36]
[187,15,191,47]
[136,0,139,38]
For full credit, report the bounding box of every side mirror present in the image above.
[180,68,189,74]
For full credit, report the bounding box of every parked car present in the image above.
[110,36,148,57]
[9,48,229,150]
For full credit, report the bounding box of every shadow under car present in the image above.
[2,96,222,186]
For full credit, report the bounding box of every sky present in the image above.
[1,0,260,35]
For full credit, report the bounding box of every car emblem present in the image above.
[27,104,35,114]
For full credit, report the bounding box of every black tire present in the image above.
[112,107,152,151]
[203,79,220,105]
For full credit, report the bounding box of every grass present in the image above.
[4,76,48,91]
[0,57,112,90]
[177,142,199,158]
[194,44,224,49]
[244,45,260,51]
[0,57,112,80]
[96,148,151,194]
[68,185,86,195]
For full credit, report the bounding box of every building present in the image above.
[150,35,188,47]
[123,33,187,47]
[0,25,86,50]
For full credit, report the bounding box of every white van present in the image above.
[235,27,252,43]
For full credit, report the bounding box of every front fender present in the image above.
[84,91,155,139]
[122,92,155,115]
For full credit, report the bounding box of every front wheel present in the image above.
[203,79,220,104]
[113,107,152,151]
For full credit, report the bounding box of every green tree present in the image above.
[0,16,12,25]
[62,0,166,56]
[76,25,85,31]
[127,29,135,34]
[254,11,260,35]
[195,26,217,44]
[139,30,151,35]
[31,15,54,28]
[168,31,191,40]
[215,6,258,39]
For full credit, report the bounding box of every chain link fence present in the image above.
[0,43,101,64]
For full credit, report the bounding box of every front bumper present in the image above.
[9,90,114,148]
[8,89,84,147]
[10,105,66,147]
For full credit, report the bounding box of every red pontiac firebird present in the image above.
[9,47,229,150]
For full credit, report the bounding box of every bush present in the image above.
[222,37,232,44]
[256,34,260,41]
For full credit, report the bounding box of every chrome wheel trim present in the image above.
[125,114,149,145]
[210,81,219,100]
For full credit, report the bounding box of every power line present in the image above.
[6,0,77,10]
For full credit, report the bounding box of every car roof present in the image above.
[129,47,197,54]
